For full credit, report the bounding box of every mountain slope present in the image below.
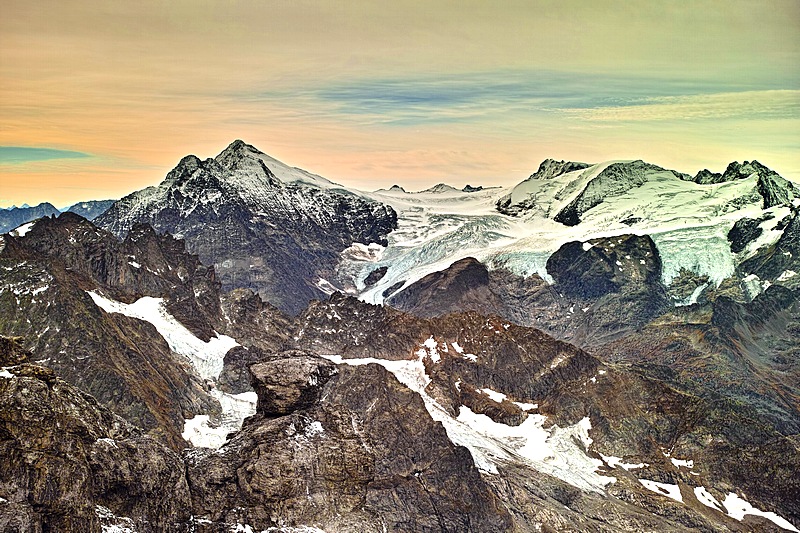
[65,199,116,220]
[96,140,397,314]
[0,202,60,233]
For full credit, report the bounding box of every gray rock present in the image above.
[250,352,338,415]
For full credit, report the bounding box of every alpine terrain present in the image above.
[1,141,798,532]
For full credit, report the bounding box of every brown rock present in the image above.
[249,351,338,415]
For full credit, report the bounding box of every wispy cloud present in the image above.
[558,90,800,122]
[0,146,91,164]
[233,70,799,129]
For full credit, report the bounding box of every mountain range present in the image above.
[1,140,798,532]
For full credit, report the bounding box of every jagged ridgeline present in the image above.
[1,144,799,532]
[94,140,398,315]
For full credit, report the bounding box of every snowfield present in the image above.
[340,160,795,305]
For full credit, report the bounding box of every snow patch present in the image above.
[10,221,35,237]
[670,457,694,469]
[0,367,14,379]
[723,492,799,532]
[694,486,724,512]
[638,479,683,502]
[479,387,507,403]
[182,390,257,449]
[417,336,441,363]
[87,291,238,380]
[598,453,647,471]
[778,270,797,282]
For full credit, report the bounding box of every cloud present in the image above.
[258,70,797,127]
[0,146,91,164]
[557,90,800,122]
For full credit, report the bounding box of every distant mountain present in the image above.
[65,198,115,220]
[349,158,799,313]
[0,202,59,233]
[95,140,397,314]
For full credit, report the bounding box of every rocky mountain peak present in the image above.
[421,183,459,193]
[530,158,591,180]
[214,139,264,168]
[691,159,779,184]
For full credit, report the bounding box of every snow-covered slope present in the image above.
[338,159,799,306]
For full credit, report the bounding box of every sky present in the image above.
[1,0,799,207]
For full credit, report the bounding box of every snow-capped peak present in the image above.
[214,140,342,191]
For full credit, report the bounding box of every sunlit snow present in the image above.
[694,486,724,513]
[320,353,616,493]
[342,160,792,306]
[638,479,683,502]
[722,492,799,532]
[9,221,35,237]
[87,291,238,380]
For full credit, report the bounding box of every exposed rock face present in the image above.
[388,257,498,314]
[692,159,780,184]
[757,171,799,208]
[553,161,687,226]
[739,210,800,284]
[689,160,798,208]
[249,352,338,415]
[0,340,191,532]
[388,244,672,346]
[0,202,60,234]
[363,265,388,287]
[0,213,220,449]
[186,353,512,532]
[547,235,663,299]
[386,257,563,333]
[95,140,398,314]
[727,216,765,253]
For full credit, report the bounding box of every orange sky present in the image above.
[1,0,799,207]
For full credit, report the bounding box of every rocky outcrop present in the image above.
[757,171,799,209]
[249,352,338,415]
[690,160,775,184]
[547,235,664,299]
[96,140,398,314]
[0,339,191,532]
[739,211,800,284]
[727,216,765,253]
[387,257,499,315]
[363,265,388,287]
[386,257,567,335]
[689,160,798,209]
[186,352,512,532]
